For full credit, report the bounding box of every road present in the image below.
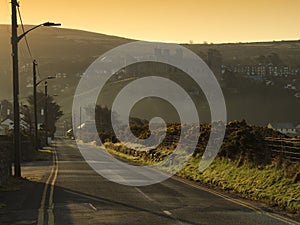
[39,139,298,225]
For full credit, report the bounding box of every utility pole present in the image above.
[44,81,48,145]
[10,1,60,177]
[33,60,38,151]
[79,107,82,140]
[79,107,82,131]
[11,0,21,177]
[73,112,76,137]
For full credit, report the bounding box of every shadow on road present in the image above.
[53,183,204,225]
[0,177,204,225]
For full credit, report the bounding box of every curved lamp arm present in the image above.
[18,22,61,42]
[35,76,56,87]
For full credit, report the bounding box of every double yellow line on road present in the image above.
[38,145,59,225]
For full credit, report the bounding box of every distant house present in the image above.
[1,118,14,130]
[267,122,296,134]
[20,119,30,130]
[1,116,29,131]
[296,124,300,134]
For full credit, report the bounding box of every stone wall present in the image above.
[0,138,34,185]
[0,144,11,185]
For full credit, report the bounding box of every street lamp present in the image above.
[11,0,61,177]
[17,22,61,42]
[33,64,56,151]
[41,89,58,145]
[46,87,60,145]
[44,82,48,146]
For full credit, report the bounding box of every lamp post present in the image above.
[33,74,56,151]
[33,60,38,151]
[17,22,61,42]
[11,0,61,177]
[43,83,58,145]
[44,81,48,146]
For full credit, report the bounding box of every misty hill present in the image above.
[0,25,131,103]
[185,41,300,67]
[0,25,299,126]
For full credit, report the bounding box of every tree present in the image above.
[84,105,118,134]
[27,92,63,138]
[20,104,33,138]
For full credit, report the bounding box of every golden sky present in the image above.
[1,0,300,43]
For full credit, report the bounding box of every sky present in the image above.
[1,0,300,43]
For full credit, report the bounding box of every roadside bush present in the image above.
[219,120,271,166]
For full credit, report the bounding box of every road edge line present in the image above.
[171,176,299,225]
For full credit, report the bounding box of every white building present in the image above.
[267,122,296,134]
[1,118,14,130]
[296,124,300,134]
[1,117,29,131]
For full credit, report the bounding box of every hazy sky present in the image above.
[1,0,300,43]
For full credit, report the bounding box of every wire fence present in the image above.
[265,137,300,162]
[161,137,300,163]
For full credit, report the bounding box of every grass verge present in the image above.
[178,157,300,215]
[105,143,300,215]
[32,149,53,161]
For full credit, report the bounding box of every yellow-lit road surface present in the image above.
[37,145,59,225]
[3,139,298,225]
[49,140,299,225]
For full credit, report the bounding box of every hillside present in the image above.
[0,25,299,126]
[185,40,300,67]
[0,25,132,108]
